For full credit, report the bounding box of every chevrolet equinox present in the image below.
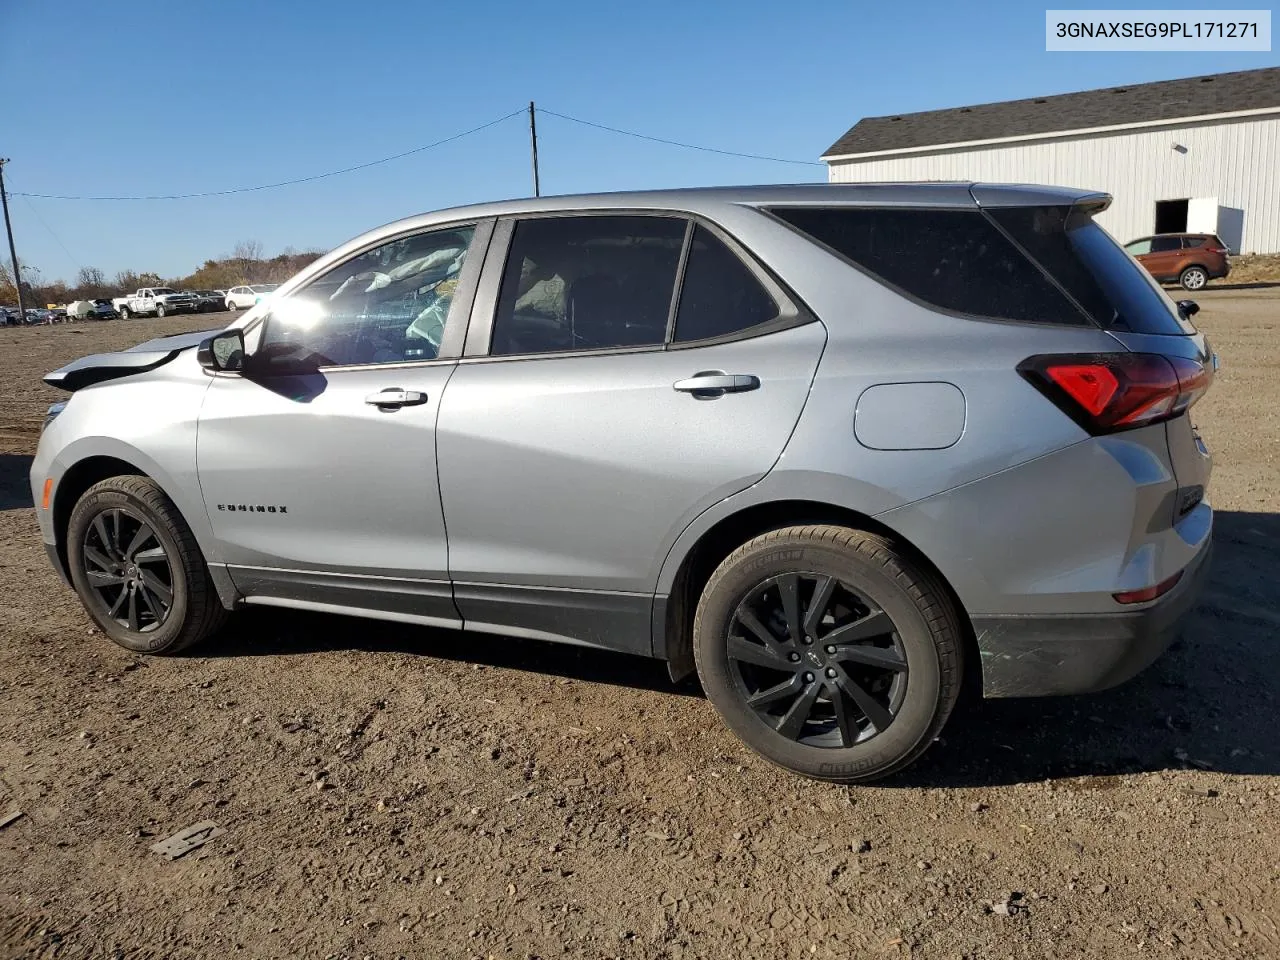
[32,184,1215,782]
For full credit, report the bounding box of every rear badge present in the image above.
[216,504,288,514]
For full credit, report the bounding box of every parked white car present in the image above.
[224,284,279,311]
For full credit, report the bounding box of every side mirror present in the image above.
[1177,299,1200,318]
[197,329,246,372]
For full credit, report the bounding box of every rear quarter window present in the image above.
[770,206,1089,326]
[989,206,1195,336]
[673,226,780,342]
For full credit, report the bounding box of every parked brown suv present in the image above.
[1123,233,1230,291]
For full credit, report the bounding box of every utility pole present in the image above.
[0,158,27,319]
[528,101,541,198]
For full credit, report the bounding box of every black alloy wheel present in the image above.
[80,506,175,633]
[67,475,228,654]
[726,572,907,747]
[693,525,962,783]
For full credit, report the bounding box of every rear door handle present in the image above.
[673,372,760,398]
[365,388,428,409]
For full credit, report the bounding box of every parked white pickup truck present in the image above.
[113,287,199,319]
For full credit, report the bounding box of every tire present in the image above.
[693,525,962,783]
[119,306,131,320]
[225,299,237,312]
[156,303,166,318]
[66,476,228,655]
[1180,265,1208,291]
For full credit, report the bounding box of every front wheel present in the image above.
[156,303,166,318]
[119,306,131,319]
[1180,265,1208,291]
[693,525,963,783]
[225,299,237,312]
[66,476,228,654]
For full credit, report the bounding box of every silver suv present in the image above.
[30,184,1215,782]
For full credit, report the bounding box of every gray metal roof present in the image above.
[823,67,1280,159]
[396,181,1102,222]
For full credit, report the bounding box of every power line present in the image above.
[8,105,822,208]
[11,109,526,201]
[536,107,824,167]
[13,184,83,272]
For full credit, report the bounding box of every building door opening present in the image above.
[1155,199,1189,234]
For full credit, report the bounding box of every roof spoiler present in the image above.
[969,184,1112,213]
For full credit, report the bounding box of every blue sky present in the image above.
[2,0,1276,282]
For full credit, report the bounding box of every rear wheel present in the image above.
[66,476,228,655]
[1180,265,1208,291]
[693,525,962,783]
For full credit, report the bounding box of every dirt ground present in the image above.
[0,292,1277,960]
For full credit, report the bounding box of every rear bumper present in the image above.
[973,539,1211,698]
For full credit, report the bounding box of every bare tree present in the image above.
[231,240,264,262]
[113,269,162,294]
[76,266,106,289]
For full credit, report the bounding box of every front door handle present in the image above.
[365,388,428,409]
[673,372,760,398]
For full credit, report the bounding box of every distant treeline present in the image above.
[0,241,324,306]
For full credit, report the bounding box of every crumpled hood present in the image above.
[126,329,217,353]
[44,328,219,392]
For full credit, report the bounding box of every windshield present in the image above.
[250,284,278,293]
[153,287,176,295]
[989,205,1196,336]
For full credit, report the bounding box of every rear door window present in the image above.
[989,206,1195,335]
[771,207,1088,326]
[1150,236,1182,253]
[490,216,685,355]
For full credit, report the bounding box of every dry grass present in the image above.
[1224,253,1280,285]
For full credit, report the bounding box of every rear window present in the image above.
[771,207,1088,326]
[989,206,1195,335]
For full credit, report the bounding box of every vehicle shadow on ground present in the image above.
[216,607,692,697]
[0,454,35,511]
[214,510,1278,782]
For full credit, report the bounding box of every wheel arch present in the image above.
[51,454,148,579]
[44,436,232,607]
[656,498,977,695]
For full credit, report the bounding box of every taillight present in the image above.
[1114,570,1183,604]
[1018,352,1211,434]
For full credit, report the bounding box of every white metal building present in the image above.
[822,68,1280,254]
